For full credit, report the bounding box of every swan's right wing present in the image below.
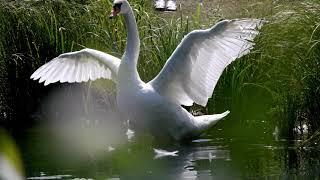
[31,48,121,86]
[150,19,262,106]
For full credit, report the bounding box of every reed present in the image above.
[0,0,319,143]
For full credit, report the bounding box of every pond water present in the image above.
[9,125,320,179]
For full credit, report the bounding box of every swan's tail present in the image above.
[195,110,230,131]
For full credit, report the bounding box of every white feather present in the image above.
[30,48,121,86]
[149,19,263,106]
[153,148,179,159]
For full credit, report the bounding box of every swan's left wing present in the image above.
[149,19,263,106]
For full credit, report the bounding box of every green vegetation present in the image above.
[211,1,320,143]
[0,0,319,146]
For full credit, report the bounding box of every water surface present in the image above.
[12,126,320,179]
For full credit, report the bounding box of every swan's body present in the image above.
[31,0,262,140]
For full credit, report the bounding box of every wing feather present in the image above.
[44,61,62,85]
[31,60,54,80]
[90,62,97,80]
[149,19,263,106]
[83,63,89,82]
[67,60,76,83]
[31,48,121,86]
[39,60,60,83]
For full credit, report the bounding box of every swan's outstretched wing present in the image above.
[150,19,263,106]
[31,48,121,86]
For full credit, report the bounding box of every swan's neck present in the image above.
[118,8,141,86]
[123,9,140,63]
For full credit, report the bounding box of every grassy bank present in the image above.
[0,0,319,143]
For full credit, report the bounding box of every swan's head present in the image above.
[110,0,130,18]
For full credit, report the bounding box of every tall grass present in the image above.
[0,0,135,126]
[267,2,320,141]
[205,1,320,140]
[0,0,319,144]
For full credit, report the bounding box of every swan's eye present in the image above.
[113,3,122,10]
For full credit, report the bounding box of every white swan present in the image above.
[31,0,262,140]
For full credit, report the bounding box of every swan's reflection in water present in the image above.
[175,145,232,180]
[18,127,320,179]
[22,127,235,180]
[117,138,233,180]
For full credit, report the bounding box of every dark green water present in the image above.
[6,125,320,179]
